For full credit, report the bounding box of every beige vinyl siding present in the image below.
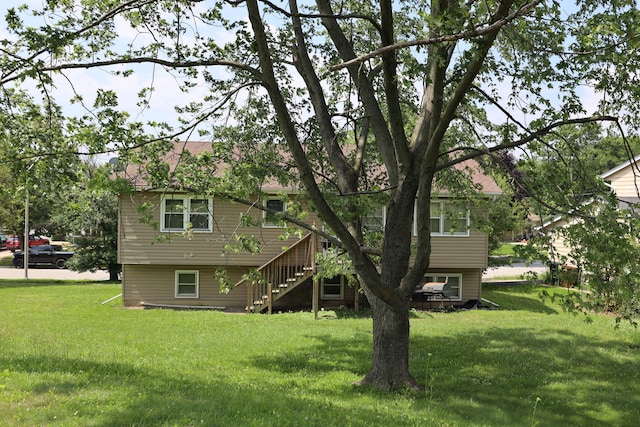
[122,264,248,307]
[549,237,573,264]
[459,268,482,302]
[428,230,488,268]
[119,192,319,266]
[545,217,578,265]
[606,167,640,198]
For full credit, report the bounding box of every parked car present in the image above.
[6,235,51,252]
[6,236,19,251]
[0,234,6,250]
[12,244,74,269]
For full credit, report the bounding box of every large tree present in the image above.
[2,0,639,390]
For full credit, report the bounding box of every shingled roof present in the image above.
[118,141,502,195]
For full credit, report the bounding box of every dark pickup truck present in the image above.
[12,245,75,269]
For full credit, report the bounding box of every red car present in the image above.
[6,235,50,252]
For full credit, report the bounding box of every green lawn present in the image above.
[490,243,517,256]
[1,281,639,426]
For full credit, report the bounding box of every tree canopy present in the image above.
[2,0,640,390]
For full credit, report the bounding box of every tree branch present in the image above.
[437,115,620,170]
[258,0,384,35]
[330,0,544,71]
[315,0,399,188]
[1,56,262,86]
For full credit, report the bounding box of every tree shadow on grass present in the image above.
[246,325,640,426]
[482,283,560,314]
[1,349,420,426]
[3,314,639,426]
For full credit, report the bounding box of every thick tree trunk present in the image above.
[108,265,120,282]
[357,289,423,391]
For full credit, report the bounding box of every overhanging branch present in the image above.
[330,0,544,71]
[1,56,262,86]
[437,115,620,170]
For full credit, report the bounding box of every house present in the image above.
[600,154,640,206]
[540,154,640,279]
[117,141,502,312]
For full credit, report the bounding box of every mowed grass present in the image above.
[1,281,639,426]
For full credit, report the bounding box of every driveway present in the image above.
[0,249,111,281]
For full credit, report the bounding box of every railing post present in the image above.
[313,278,318,320]
[354,279,359,311]
[268,281,273,315]
[247,281,253,313]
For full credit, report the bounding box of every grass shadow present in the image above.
[245,324,640,426]
[0,350,430,426]
[2,283,639,426]
[482,283,559,314]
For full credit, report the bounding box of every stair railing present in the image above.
[235,232,316,313]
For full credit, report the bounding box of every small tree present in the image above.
[52,168,121,281]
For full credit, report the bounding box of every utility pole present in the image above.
[24,187,29,280]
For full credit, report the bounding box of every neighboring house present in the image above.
[600,154,640,206]
[117,142,502,312]
[541,154,640,267]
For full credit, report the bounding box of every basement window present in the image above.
[175,270,199,298]
[321,275,344,299]
[422,274,462,301]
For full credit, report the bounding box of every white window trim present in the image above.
[362,205,386,232]
[422,273,463,301]
[175,270,200,298]
[321,275,344,299]
[262,198,287,228]
[414,200,470,237]
[161,195,213,233]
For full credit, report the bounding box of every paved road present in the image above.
[483,260,548,280]
[0,249,110,281]
[1,249,546,282]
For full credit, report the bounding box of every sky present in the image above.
[0,0,608,151]
[1,0,220,137]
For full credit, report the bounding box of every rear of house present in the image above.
[117,142,501,311]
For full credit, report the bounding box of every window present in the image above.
[189,198,210,230]
[321,275,344,299]
[161,196,212,232]
[420,200,469,236]
[421,274,462,301]
[175,270,199,298]
[263,198,286,228]
[362,205,385,232]
[164,198,185,230]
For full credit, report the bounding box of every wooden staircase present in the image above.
[234,232,317,313]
